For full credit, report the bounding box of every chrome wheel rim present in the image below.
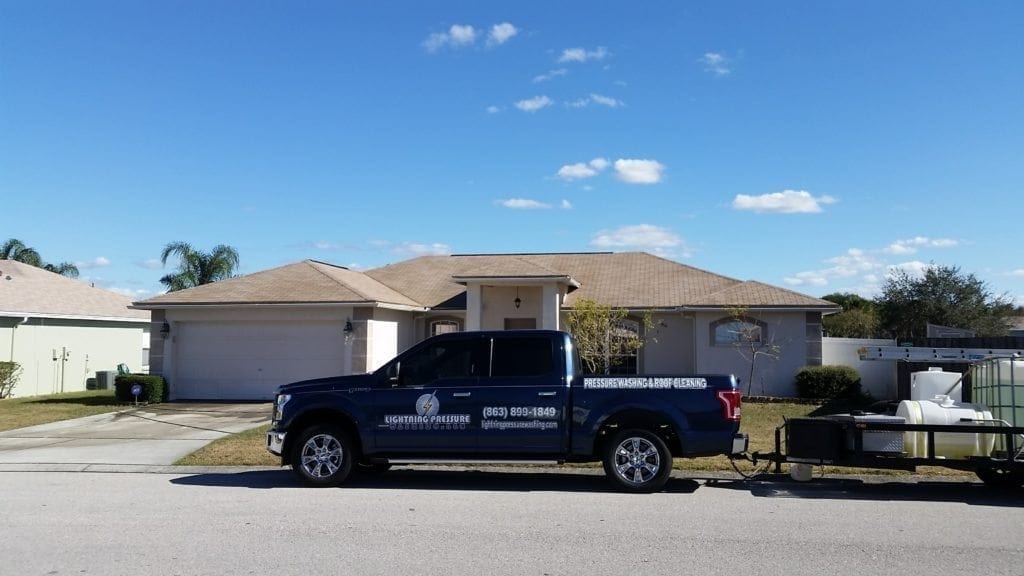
[613,437,660,485]
[300,433,343,478]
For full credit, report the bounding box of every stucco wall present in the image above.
[640,313,695,373]
[693,311,810,397]
[822,337,898,399]
[480,286,543,330]
[2,317,149,398]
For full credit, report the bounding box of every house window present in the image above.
[711,316,766,346]
[430,320,460,337]
[607,319,640,375]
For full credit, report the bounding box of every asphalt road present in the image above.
[2,467,1023,576]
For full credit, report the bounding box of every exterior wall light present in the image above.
[160,321,170,337]
[343,320,355,344]
[514,287,522,309]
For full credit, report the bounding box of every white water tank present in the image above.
[910,368,963,403]
[896,397,995,458]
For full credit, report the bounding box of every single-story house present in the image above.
[0,260,151,397]
[134,252,839,400]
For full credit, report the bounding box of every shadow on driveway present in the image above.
[704,475,1024,507]
[170,467,702,494]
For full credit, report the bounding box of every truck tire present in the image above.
[603,429,673,493]
[291,424,354,487]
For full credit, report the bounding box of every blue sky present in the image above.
[2,1,1022,305]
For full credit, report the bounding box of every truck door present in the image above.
[476,334,567,454]
[372,335,487,453]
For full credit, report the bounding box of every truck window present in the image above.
[394,339,483,387]
[490,336,555,378]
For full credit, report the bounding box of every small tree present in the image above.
[0,361,22,399]
[565,298,654,374]
[726,308,782,396]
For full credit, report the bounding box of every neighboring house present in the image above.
[133,252,839,400]
[0,260,151,397]
[1009,317,1024,338]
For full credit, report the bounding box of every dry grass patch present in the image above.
[176,424,279,466]
[0,390,124,431]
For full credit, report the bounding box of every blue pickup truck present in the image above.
[267,330,746,492]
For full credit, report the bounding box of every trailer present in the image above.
[741,355,1024,489]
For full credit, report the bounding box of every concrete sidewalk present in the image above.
[0,403,271,467]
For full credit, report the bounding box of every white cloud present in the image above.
[1009,269,1024,277]
[108,286,155,298]
[561,199,573,210]
[887,261,933,279]
[614,159,665,184]
[312,241,341,250]
[533,68,567,83]
[515,95,553,112]
[557,157,610,181]
[731,190,837,214]
[558,46,610,63]
[783,248,882,288]
[486,105,501,114]
[76,256,111,269]
[499,198,551,210]
[699,52,731,76]
[567,93,624,108]
[590,224,690,257]
[423,24,477,52]
[392,242,452,256]
[589,93,623,108]
[136,259,163,270]
[882,236,959,255]
[487,22,518,46]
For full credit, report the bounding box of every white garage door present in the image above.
[174,321,346,400]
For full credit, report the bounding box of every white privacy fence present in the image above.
[822,337,898,399]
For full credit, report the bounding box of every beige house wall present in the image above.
[693,310,811,397]
[1,317,149,398]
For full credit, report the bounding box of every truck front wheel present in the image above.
[603,429,673,493]
[291,424,354,487]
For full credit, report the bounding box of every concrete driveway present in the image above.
[0,403,271,471]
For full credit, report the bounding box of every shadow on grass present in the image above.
[25,394,121,407]
[170,467,702,494]
[705,475,1024,507]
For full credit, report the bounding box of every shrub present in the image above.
[0,361,22,399]
[795,365,862,400]
[114,374,167,404]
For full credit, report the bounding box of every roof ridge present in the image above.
[306,260,376,302]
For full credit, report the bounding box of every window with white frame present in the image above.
[430,320,461,337]
[711,316,766,346]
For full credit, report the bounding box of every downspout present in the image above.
[10,317,28,361]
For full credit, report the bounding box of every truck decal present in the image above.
[583,377,708,390]
[383,392,471,430]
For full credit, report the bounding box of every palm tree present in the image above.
[159,241,240,292]
[1,239,43,267]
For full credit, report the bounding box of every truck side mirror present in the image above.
[388,362,401,386]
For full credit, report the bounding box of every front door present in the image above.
[372,335,488,453]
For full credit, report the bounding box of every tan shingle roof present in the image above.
[135,260,421,307]
[0,260,148,320]
[366,252,836,310]
[689,280,840,308]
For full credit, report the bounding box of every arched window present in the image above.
[430,320,461,337]
[710,316,767,346]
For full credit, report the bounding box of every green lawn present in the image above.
[0,390,125,432]
[176,400,968,477]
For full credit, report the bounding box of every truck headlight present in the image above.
[273,394,291,422]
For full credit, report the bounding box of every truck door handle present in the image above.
[452,392,472,398]
[537,391,557,397]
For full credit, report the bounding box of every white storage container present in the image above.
[896,397,995,458]
[910,368,963,403]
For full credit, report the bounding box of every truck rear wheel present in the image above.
[291,424,354,487]
[603,429,673,493]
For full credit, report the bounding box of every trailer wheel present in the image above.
[976,466,1024,490]
[603,429,673,493]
